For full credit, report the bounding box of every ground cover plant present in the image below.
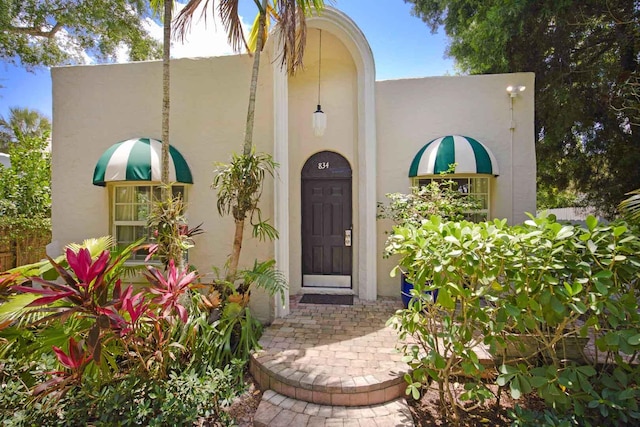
[387,213,640,426]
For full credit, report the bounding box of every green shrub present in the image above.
[387,213,640,426]
[1,363,244,426]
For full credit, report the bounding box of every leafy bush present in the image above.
[1,362,244,426]
[0,132,51,218]
[1,241,199,393]
[378,178,481,229]
[387,213,640,426]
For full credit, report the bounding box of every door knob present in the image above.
[344,229,352,247]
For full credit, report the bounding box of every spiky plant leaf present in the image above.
[242,259,287,304]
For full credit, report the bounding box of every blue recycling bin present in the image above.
[401,274,438,308]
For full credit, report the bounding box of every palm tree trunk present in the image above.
[227,218,245,280]
[161,0,172,200]
[242,0,268,156]
[227,0,267,278]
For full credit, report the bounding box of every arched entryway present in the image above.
[301,151,352,288]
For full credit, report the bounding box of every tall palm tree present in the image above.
[0,107,51,153]
[175,0,325,279]
[149,0,174,199]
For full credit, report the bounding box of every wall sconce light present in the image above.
[312,29,326,137]
[506,85,526,98]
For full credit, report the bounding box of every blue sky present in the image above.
[0,0,455,120]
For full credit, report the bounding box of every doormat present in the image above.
[299,294,354,305]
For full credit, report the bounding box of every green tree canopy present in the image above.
[0,0,161,69]
[405,0,639,218]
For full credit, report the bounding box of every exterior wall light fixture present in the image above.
[506,85,526,98]
[312,29,327,137]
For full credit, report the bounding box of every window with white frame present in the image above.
[111,184,186,261]
[413,176,490,222]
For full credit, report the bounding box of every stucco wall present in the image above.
[375,72,536,296]
[52,47,536,308]
[52,55,276,321]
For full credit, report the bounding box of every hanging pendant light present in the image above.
[312,29,326,137]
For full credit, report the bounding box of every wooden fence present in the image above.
[0,227,51,271]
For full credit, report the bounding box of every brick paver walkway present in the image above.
[251,296,416,425]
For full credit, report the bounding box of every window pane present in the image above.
[115,205,134,221]
[475,194,488,209]
[136,186,151,204]
[172,186,185,198]
[115,186,135,203]
[465,212,488,222]
[470,178,488,194]
[113,184,188,261]
[116,225,147,243]
[417,179,431,188]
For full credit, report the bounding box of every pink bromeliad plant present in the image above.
[145,259,196,323]
[9,243,198,395]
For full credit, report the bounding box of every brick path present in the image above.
[251,296,415,426]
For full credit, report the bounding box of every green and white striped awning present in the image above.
[92,138,193,186]
[408,135,499,177]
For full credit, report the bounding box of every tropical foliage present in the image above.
[378,176,481,228]
[387,213,640,426]
[212,150,278,279]
[0,107,50,153]
[405,0,640,217]
[619,188,640,224]
[0,237,258,424]
[146,187,204,269]
[0,114,51,217]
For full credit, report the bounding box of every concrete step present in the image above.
[253,390,414,427]
[250,352,407,406]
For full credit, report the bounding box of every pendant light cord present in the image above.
[317,29,322,107]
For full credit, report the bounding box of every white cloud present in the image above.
[171,2,251,59]
[53,28,94,65]
[119,2,252,62]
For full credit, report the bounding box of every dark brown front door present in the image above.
[301,151,352,288]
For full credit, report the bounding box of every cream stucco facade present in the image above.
[51,8,535,322]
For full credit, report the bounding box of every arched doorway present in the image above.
[301,151,352,288]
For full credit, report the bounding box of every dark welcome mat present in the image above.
[299,294,354,305]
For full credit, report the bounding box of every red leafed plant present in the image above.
[33,337,93,397]
[8,242,199,395]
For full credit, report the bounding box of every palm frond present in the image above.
[0,293,39,325]
[619,189,640,222]
[241,259,287,303]
[66,236,115,255]
[248,4,275,53]
[174,0,213,42]
[219,0,249,53]
[272,0,326,75]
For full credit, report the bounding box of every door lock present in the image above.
[344,229,352,247]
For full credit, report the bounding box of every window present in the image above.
[414,176,490,222]
[112,184,186,261]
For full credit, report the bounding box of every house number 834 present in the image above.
[317,162,330,170]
